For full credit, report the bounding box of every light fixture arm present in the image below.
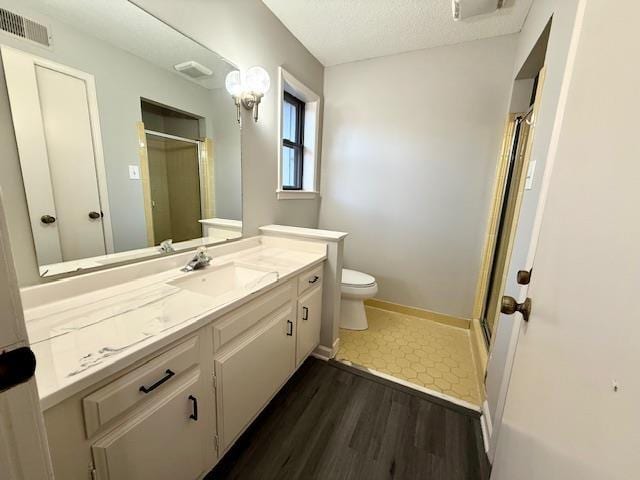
[241,92,264,122]
[225,66,270,123]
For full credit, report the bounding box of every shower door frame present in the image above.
[142,128,208,245]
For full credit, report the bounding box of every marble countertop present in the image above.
[27,238,326,410]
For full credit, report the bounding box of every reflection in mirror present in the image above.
[0,0,242,283]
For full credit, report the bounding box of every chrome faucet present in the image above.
[159,239,175,253]
[181,247,211,272]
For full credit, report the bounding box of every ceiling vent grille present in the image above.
[0,8,51,47]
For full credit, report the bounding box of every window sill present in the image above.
[276,190,319,200]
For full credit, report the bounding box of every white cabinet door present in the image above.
[296,285,322,366]
[92,369,208,480]
[215,306,295,451]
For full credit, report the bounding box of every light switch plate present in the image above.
[524,160,536,190]
[128,165,140,180]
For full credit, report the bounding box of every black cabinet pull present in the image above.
[308,275,319,284]
[139,369,175,394]
[88,211,101,220]
[188,395,198,421]
[286,320,293,336]
[302,306,309,321]
[40,215,56,224]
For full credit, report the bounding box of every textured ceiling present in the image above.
[13,0,235,89]
[261,0,533,66]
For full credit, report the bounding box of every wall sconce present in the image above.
[225,66,271,123]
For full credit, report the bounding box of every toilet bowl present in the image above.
[340,268,378,330]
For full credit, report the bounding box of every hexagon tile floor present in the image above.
[336,306,482,405]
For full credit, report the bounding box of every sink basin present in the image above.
[167,262,277,298]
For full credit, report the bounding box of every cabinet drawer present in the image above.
[83,336,199,438]
[298,264,323,296]
[92,368,207,480]
[212,281,294,351]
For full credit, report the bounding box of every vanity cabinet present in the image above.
[92,368,208,480]
[42,262,325,480]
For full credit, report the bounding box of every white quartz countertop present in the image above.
[26,239,326,410]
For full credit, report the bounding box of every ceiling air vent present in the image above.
[0,8,51,47]
[174,61,213,79]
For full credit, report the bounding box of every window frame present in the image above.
[282,91,305,190]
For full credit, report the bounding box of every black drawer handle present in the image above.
[308,275,320,284]
[286,320,293,336]
[188,395,198,421]
[139,369,175,394]
[302,306,309,321]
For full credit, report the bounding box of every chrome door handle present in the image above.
[501,296,532,322]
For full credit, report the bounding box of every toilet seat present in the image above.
[341,268,376,288]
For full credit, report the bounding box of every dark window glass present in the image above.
[282,92,304,190]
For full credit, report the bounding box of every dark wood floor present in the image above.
[207,358,490,480]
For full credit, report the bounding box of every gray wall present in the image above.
[0,1,240,285]
[210,88,242,221]
[318,35,518,319]
[133,0,325,235]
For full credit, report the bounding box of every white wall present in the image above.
[485,0,582,427]
[492,1,640,477]
[318,36,517,319]
[0,0,240,285]
[133,0,325,235]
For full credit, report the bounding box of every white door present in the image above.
[1,46,113,265]
[0,190,53,479]
[491,1,640,478]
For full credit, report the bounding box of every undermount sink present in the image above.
[168,262,277,298]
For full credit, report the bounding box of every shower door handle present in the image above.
[501,296,532,322]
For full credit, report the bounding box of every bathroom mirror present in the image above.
[0,0,242,283]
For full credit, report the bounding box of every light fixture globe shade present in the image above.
[225,70,242,96]
[245,66,270,95]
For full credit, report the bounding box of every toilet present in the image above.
[340,268,378,330]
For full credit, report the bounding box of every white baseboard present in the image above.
[311,337,340,361]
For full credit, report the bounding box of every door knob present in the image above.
[40,214,56,224]
[501,296,532,322]
[517,269,532,285]
[88,211,101,219]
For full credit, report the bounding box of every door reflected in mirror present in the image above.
[0,0,242,283]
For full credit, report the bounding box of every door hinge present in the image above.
[214,435,219,455]
[212,374,217,390]
[90,467,97,480]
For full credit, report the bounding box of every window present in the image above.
[277,67,320,200]
[282,92,305,190]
